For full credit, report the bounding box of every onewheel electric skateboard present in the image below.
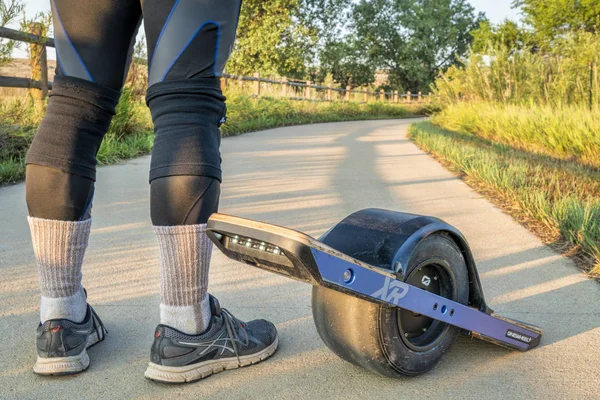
[207,209,542,376]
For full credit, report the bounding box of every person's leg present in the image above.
[143,0,235,335]
[151,176,220,334]
[142,0,278,383]
[26,0,141,375]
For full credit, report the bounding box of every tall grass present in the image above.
[0,97,40,184]
[431,102,600,168]
[409,121,600,277]
[424,30,600,276]
[434,32,600,108]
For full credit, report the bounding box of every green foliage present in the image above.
[409,120,600,276]
[351,0,486,92]
[471,19,536,53]
[227,0,348,78]
[220,94,423,136]
[0,0,24,66]
[318,40,375,89]
[105,88,150,140]
[514,0,600,43]
[0,97,39,184]
[97,133,153,165]
[434,32,600,107]
[96,91,153,165]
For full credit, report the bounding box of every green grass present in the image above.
[0,91,427,185]
[409,121,600,277]
[431,102,600,169]
[221,95,431,136]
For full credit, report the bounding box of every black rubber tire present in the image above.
[311,233,469,377]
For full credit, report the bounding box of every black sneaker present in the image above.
[144,296,278,383]
[33,304,107,375]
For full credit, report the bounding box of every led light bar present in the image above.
[227,235,282,255]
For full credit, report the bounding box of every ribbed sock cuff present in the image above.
[28,216,92,298]
[154,223,213,335]
[153,224,213,306]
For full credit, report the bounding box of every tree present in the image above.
[227,0,348,78]
[352,0,486,92]
[0,0,24,66]
[514,0,600,42]
[471,19,536,54]
[319,39,376,88]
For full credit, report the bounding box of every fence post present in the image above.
[418,92,422,103]
[393,90,398,103]
[220,76,228,91]
[28,23,48,110]
[253,72,261,96]
[378,89,384,102]
[306,81,311,100]
[345,85,351,101]
[406,91,411,103]
[327,84,332,102]
[281,78,288,98]
[363,90,368,103]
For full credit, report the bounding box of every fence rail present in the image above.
[0,26,430,105]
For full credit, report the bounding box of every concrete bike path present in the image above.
[1,119,598,399]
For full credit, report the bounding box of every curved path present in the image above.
[1,120,598,399]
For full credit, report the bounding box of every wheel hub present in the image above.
[397,260,455,351]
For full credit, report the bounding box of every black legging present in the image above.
[25,0,242,225]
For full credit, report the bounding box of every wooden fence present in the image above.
[0,26,430,105]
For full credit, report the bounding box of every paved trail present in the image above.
[1,120,598,399]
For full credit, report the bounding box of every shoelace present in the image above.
[221,308,249,364]
[90,306,108,340]
[84,289,108,341]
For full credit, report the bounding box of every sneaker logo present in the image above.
[155,331,161,338]
[371,277,409,305]
[176,331,236,356]
[52,326,61,333]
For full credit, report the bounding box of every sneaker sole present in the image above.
[33,330,100,376]
[144,335,279,383]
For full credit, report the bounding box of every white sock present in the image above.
[153,224,213,335]
[40,287,87,322]
[159,296,212,335]
[28,216,91,323]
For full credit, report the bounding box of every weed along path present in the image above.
[0,120,598,399]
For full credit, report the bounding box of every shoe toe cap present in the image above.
[246,319,278,345]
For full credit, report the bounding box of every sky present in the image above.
[469,0,522,24]
[11,0,523,60]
